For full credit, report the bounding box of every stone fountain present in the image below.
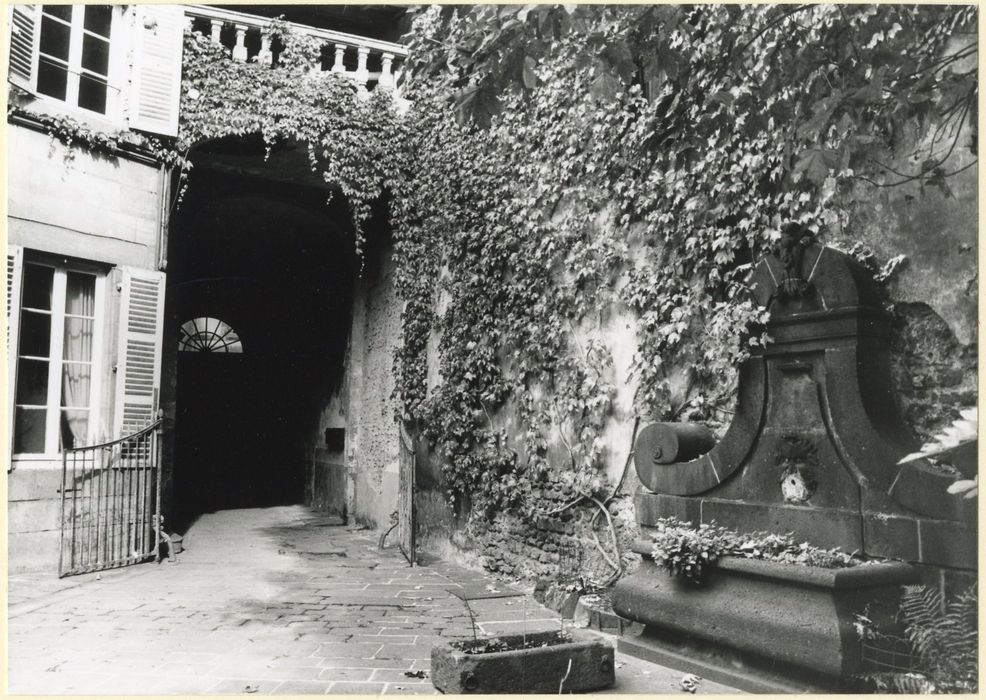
[612,231,976,691]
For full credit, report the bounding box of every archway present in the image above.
[162,136,358,529]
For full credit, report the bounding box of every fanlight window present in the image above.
[179,317,243,353]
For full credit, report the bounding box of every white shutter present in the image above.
[114,268,166,437]
[128,5,184,137]
[7,245,24,469]
[8,5,38,89]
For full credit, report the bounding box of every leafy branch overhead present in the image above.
[404,4,977,192]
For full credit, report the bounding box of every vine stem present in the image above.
[587,495,621,574]
[558,658,573,694]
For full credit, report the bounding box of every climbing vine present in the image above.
[391,4,978,521]
[177,24,410,253]
[7,5,977,530]
[10,20,410,255]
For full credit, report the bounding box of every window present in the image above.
[13,261,105,454]
[9,5,186,136]
[36,5,113,114]
[179,317,243,353]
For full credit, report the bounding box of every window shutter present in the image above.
[114,268,166,437]
[128,5,184,137]
[8,5,38,89]
[7,245,24,468]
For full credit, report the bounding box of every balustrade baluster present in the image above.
[379,52,395,89]
[355,46,370,90]
[332,44,346,73]
[183,7,409,104]
[233,24,248,61]
[258,33,272,67]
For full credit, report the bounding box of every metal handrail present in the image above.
[62,418,163,454]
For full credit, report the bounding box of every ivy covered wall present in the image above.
[10,6,975,578]
[391,5,978,581]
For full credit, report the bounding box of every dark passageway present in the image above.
[164,144,356,530]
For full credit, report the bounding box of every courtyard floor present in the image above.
[7,505,740,695]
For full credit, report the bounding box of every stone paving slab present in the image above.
[7,505,742,695]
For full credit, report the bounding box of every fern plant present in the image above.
[860,584,977,693]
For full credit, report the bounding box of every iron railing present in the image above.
[58,420,163,577]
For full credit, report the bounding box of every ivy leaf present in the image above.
[793,148,839,186]
[599,39,635,85]
[590,63,620,103]
[522,55,538,90]
[710,91,734,108]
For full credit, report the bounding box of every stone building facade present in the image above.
[6,4,409,573]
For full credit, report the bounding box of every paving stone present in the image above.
[370,668,433,683]
[327,680,388,694]
[318,657,415,671]
[208,678,282,694]
[315,667,376,681]
[269,680,333,694]
[313,642,383,659]
[258,665,326,681]
[381,682,440,694]
[7,505,736,695]
[375,643,435,660]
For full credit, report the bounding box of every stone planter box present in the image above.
[612,550,917,680]
[430,629,615,694]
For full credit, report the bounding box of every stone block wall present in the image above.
[472,495,641,586]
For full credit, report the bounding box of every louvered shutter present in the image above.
[128,5,184,137]
[8,5,38,90]
[113,268,166,437]
[7,245,24,469]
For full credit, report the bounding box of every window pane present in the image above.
[78,74,108,114]
[81,34,109,76]
[63,318,94,362]
[39,15,71,61]
[37,59,69,100]
[16,359,49,405]
[61,361,92,408]
[65,272,96,317]
[22,264,53,310]
[83,6,112,37]
[14,408,47,453]
[19,310,52,358]
[42,5,73,22]
[60,409,90,450]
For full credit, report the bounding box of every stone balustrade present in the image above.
[183,5,408,95]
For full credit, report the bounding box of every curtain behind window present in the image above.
[61,272,95,448]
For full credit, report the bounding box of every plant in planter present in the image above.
[649,517,863,585]
[613,518,916,684]
[431,594,615,693]
[431,628,615,694]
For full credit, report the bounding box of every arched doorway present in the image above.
[163,136,358,529]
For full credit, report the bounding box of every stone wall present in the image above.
[325,231,403,530]
[833,141,978,442]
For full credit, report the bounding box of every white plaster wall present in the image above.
[7,125,163,269]
[6,123,164,572]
